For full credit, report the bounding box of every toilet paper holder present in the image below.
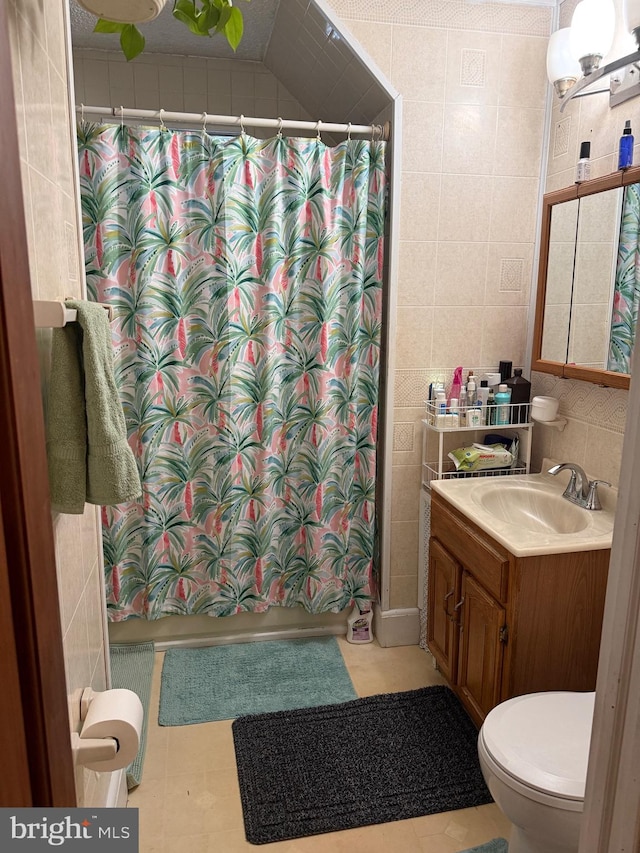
[72,688,118,768]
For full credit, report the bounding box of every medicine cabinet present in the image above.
[531,166,640,390]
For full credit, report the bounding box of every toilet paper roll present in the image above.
[80,688,143,772]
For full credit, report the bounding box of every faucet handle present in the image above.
[585,479,611,511]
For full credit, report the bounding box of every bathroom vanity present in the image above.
[428,473,613,728]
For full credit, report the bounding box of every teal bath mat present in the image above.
[159,637,357,725]
[109,642,155,789]
[460,841,508,853]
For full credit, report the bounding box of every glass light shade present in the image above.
[570,0,616,63]
[546,28,581,84]
[623,0,640,47]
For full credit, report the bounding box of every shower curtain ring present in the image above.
[80,103,85,123]
[201,112,208,136]
[346,122,352,141]
[159,109,166,131]
[316,120,322,142]
[119,106,125,128]
[277,116,283,139]
[240,114,246,135]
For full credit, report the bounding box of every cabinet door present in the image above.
[427,538,461,683]
[458,571,506,724]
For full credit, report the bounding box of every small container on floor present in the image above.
[347,603,374,644]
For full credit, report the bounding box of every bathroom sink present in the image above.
[475,484,589,535]
[430,466,616,556]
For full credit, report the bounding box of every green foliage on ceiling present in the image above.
[93,0,249,61]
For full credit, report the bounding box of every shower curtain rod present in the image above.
[76,105,389,140]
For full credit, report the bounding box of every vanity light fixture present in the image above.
[546,0,640,111]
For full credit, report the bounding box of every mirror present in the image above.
[532,166,640,390]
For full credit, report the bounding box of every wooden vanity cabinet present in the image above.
[428,490,610,727]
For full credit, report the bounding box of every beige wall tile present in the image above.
[550,417,589,470]
[498,34,547,108]
[391,464,422,522]
[395,306,435,368]
[344,20,393,78]
[480,305,527,368]
[434,242,489,307]
[444,31,502,106]
[402,100,444,173]
[438,174,493,243]
[397,241,437,306]
[392,407,425,467]
[389,574,419,609]
[485,242,533,307]
[584,425,624,487]
[494,107,545,178]
[391,26,447,102]
[431,306,484,369]
[489,176,539,243]
[442,105,497,176]
[399,173,441,242]
[390,520,419,577]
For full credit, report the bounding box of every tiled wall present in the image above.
[535,0,637,488]
[74,48,309,128]
[329,0,552,608]
[7,0,109,807]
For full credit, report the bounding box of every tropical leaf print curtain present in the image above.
[608,183,640,373]
[78,122,386,621]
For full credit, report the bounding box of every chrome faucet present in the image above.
[548,462,611,510]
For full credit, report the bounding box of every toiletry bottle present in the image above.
[459,385,467,426]
[505,368,531,424]
[467,374,477,408]
[494,383,512,426]
[476,379,490,425]
[618,120,634,170]
[576,141,591,183]
[448,399,460,428]
[435,390,447,427]
[487,387,496,426]
[449,366,463,408]
[499,360,512,383]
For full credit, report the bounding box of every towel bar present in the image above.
[33,300,113,328]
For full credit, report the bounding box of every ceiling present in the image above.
[69,0,281,61]
[69,0,395,128]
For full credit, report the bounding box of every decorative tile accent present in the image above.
[328,0,553,37]
[461,49,486,87]
[553,116,571,159]
[499,258,524,292]
[393,422,415,452]
[531,371,628,433]
[394,367,501,407]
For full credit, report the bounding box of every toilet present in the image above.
[477,691,595,853]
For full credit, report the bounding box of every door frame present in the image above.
[0,0,76,807]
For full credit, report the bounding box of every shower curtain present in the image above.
[78,122,386,621]
[608,182,640,373]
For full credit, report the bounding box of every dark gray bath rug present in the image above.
[232,684,492,844]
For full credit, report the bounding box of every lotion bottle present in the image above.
[494,384,512,426]
[476,379,490,425]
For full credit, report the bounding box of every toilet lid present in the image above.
[481,692,595,800]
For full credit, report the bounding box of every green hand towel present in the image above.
[46,300,141,513]
[46,318,87,514]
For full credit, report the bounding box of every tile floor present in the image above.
[128,637,511,852]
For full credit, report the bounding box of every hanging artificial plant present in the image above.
[94,0,249,61]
